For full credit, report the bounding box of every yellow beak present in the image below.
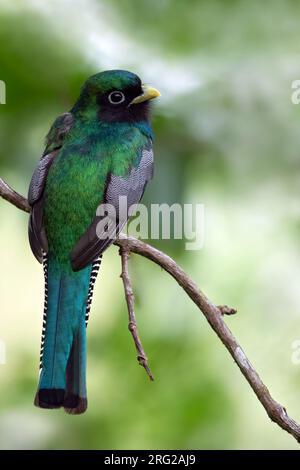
[130,85,161,105]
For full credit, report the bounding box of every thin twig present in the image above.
[1,178,300,444]
[119,246,154,381]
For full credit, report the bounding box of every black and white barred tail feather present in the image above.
[85,255,102,327]
[38,253,102,371]
[39,251,48,370]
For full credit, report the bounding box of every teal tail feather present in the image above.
[64,255,101,414]
[34,254,101,414]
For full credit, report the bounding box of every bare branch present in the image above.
[1,177,300,444]
[0,178,30,212]
[115,235,300,443]
[119,247,154,381]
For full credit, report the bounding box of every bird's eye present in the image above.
[108,91,125,105]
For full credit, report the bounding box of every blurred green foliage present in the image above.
[1,0,300,449]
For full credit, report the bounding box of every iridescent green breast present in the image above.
[43,120,149,269]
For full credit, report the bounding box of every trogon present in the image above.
[28,70,160,414]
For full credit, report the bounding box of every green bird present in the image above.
[28,70,160,414]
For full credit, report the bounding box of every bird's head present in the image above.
[72,70,160,123]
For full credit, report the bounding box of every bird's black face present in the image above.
[72,70,160,123]
[97,82,150,123]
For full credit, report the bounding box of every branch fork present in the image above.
[1,177,300,444]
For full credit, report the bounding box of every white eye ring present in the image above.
[108,91,125,104]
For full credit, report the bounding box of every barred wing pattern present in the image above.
[28,113,74,263]
[71,144,154,271]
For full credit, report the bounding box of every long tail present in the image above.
[64,256,102,414]
[34,254,101,414]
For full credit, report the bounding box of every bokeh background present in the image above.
[1,0,300,450]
